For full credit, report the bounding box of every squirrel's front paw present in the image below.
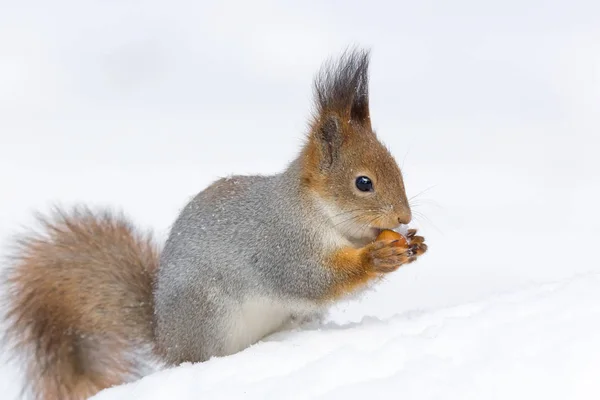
[361,240,413,273]
[406,229,428,257]
[362,231,427,273]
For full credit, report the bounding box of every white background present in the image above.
[1,1,599,398]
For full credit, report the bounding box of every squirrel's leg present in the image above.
[323,237,427,300]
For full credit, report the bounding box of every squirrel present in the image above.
[1,48,427,400]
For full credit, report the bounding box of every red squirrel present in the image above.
[2,48,427,400]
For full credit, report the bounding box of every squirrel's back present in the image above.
[2,207,161,400]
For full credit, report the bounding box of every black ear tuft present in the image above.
[318,115,342,169]
[314,47,371,125]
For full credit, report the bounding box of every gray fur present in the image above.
[154,160,339,364]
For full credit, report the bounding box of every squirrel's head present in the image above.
[300,49,411,243]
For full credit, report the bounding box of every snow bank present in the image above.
[92,273,600,400]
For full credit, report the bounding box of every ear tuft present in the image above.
[313,47,371,125]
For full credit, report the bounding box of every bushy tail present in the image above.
[2,207,161,400]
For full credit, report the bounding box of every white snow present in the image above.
[2,0,600,399]
[91,273,600,400]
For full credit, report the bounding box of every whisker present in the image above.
[401,146,411,170]
[412,211,444,235]
[333,212,380,235]
[351,213,381,240]
[408,184,438,202]
[332,214,365,229]
[330,208,372,218]
[410,199,444,210]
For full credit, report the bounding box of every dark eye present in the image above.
[355,176,373,192]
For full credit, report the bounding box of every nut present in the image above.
[376,229,409,248]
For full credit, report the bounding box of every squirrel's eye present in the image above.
[355,176,373,192]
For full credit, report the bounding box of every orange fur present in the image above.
[2,207,159,400]
[322,246,382,300]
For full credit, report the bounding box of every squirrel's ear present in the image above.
[313,48,371,129]
[316,115,342,170]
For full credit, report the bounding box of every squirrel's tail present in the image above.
[2,206,161,400]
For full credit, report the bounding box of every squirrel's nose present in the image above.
[397,213,411,225]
